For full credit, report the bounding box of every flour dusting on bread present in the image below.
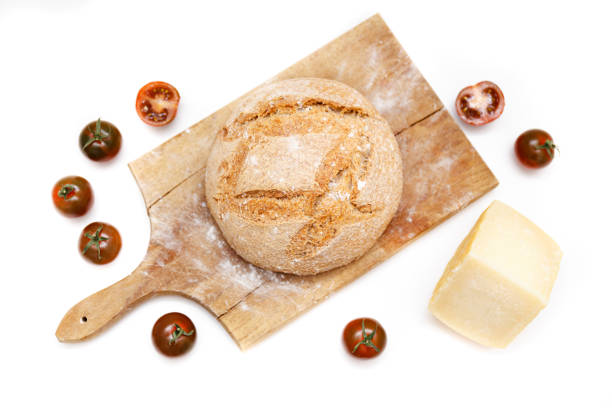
[205,78,403,275]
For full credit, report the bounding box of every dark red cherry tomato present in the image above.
[52,175,93,217]
[79,118,122,161]
[455,81,505,126]
[152,312,196,357]
[343,317,387,359]
[136,81,180,127]
[515,129,558,168]
[78,222,122,264]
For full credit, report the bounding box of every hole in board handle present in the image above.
[81,316,88,323]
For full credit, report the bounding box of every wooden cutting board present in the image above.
[56,14,498,350]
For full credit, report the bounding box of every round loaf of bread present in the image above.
[205,78,402,275]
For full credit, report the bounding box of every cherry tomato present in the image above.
[152,312,196,357]
[343,317,386,358]
[78,222,122,265]
[135,81,180,127]
[515,129,558,168]
[52,175,93,217]
[79,118,122,161]
[455,81,505,126]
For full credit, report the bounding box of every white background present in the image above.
[1,0,610,406]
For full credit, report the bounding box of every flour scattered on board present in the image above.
[432,156,456,172]
[206,225,218,242]
[150,214,183,253]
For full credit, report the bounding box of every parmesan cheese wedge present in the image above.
[429,200,562,348]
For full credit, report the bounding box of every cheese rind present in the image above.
[429,200,562,348]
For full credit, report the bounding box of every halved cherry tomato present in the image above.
[455,81,505,126]
[152,312,196,357]
[78,222,122,265]
[343,317,387,358]
[515,129,558,168]
[136,81,180,127]
[52,175,93,217]
[79,118,122,161]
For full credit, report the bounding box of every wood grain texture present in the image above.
[129,14,442,209]
[57,14,497,349]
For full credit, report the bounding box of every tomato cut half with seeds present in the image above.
[455,81,505,126]
[136,81,180,127]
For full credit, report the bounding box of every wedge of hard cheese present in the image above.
[429,200,562,348]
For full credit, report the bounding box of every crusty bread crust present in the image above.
[205,78,402,275]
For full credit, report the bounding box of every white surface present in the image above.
[1,0,610,406]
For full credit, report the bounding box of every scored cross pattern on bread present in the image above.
[206,78,403,275]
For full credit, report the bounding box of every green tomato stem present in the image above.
[82,225,108,260]
[95,118,101,137]
[536,140,559,159]
[351,319,380,354]
[82,118,108,150]
[169,324,194,345]
[57,184,76,199]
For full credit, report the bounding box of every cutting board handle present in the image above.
[55,269,154,342]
